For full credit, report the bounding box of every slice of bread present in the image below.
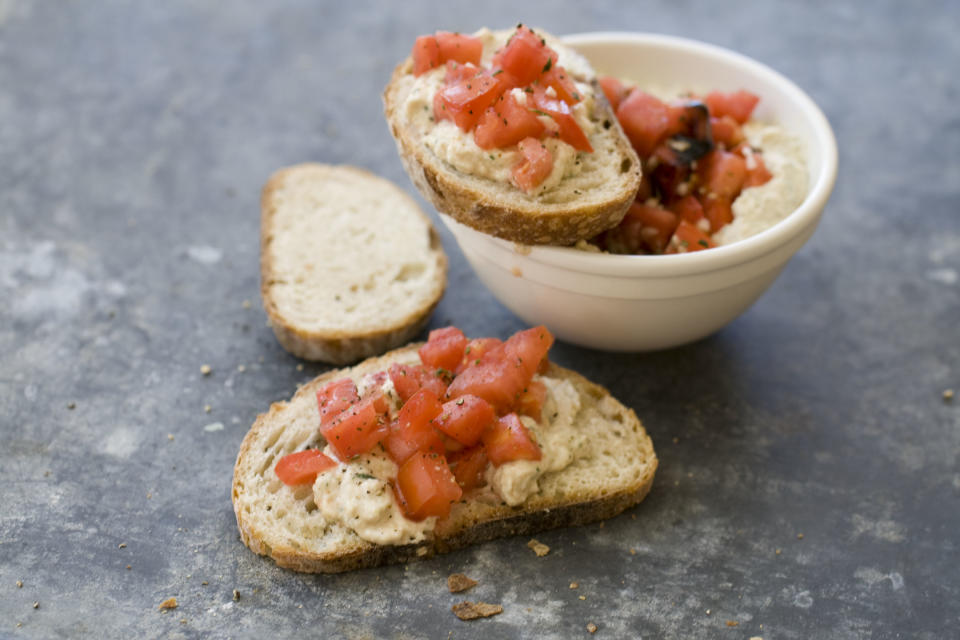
[260,164,447,364]
[383,27,642,246]
[232,344,658,573]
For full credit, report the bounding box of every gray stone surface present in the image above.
[1,0,957,638]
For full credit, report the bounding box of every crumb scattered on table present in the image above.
[233,589,240,601]
[158,597,178,611]
[452,601,503,620]
[569,582,579,589]
[126,565,131,570]
[16,580,22,588]
[200,364,212,376]
[775,548,782,555]
[204,404,212,413]
[587,623,598,633]
[447,573,477,593]
[242,300,251,309]
[67,402,76,410]
[726,620,739,627]
[527,539,550,557]
[943,389,954,401]
[237,364,246,373]
[797,533,804,540]
[579,595,586,601]
[32,602,39,609]
[118,543,126,549]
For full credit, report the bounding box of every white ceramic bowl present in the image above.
[439,32,838,351]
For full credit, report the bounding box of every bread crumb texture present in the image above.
[158,597,178,611]
[527,539,550,557]
[452,601,503,620]
[447,573,478,593]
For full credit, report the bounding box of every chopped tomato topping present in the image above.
[710,115,745,148]
[448,446,488,491]
[743,153,773,188]
[433,395,496,447]
[542,66,581,104]
[668,195,706,224]
[500,325,554,381]
[444,60,480,85]
[649,143,693,202]
[599,76,629,111]
[455,337,503,374]
[699,150,747,200]
[482,413,542,466]
[419,326,468,372]
[494,25,557,86]
[669,219,716,253]
[532,88,593,152]
[703,89,760,125]
[474,92,546,150]
[394,452,462,520]
[701,197,734,233]
[412,35,442,76]
[320,395,389,460]
[517,380,547,423]
[511,137,553,193]
[388,363,449,404]
[274,449,336,486]
[383,388,444,464]
[616,89,671,157]
[445,357,527,415]
[435,31,483,66]
[436,73,507,132]
[604,201,680,254]
[316,378,359,428]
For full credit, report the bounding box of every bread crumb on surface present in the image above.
[586,623,598,633]
[775,548,782,555]
[943,388,954,401]
[158,597,178,611]
[579,595,586,601]
[569,582,579,589]
[510,266,523,277]
[200,364,212,376]
[705,609,711,615]
[16,580,22,588]
[167,434,174,441]
[118,543,126,549]
[296,363,304,371]
[126,565,131,570]
[232,589,240,601]
[237,364,246,373]
[629,548,636,555]
[67,402,76,410]
[797,533,804,540]
[527,539,550,557]
[447,573,477,593]
[726,620,739,627]
[204,404,212,413]
[750,637,764,640]
[242,300,252,309]
[32,602,39,609]
[452,601,503,620]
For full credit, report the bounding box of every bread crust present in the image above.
[232,345,657,574]
[383,35,642,246]
[260,164,447,364]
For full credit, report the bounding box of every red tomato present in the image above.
[444,60,480,85]
[501,325,554,380]
[274,449,337,486]
[512,137,554,192]
[383,388,444,464]
[388,363,449,403]
[433,395,495,447]
[599,76,628,111]
[394,452,463,520]
[419,326,468,372]
[669,195,705,224]
[495,25,556,86]
[455,337,503,374]
[701,196,734,232]
[474,93,546,150]
[710,115,744,148]
[483,413,542,466]
[517,380,547,423]
[669,219,715,253]
[435,31,483,66]
[436,74,506,132]
[316,378,359,428]
[700,150,747,200]
[448,446,488,491]
[744,153,773,187]
[616,89,670,157]
[321,395,388,460]
[532,88,593,152]
[446,358,527,415]
[704,90,760,125]
[412,35,441,76]
[542,65,581,104]
[605,202,679,254]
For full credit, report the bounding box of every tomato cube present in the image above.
[700,150,747,200]
[710,115,744,148]
[669,219,715,253]
[474,93,546,150]
[435,74,506,132]
[668,195,705,224]
[394,452,463,520]
[455,337,503,373]
[599,76,628,111]
[433,395,495,447]
[448,446,488,491]
[743,153,773,188]
[445,358,526,415]
[274,449,337,486]
[435,31,483,66]
[412,35,441,76]
[383,389,444,465]
[518,380,547,423]
[320,395,388,460]
[419,326,468,372]
[388,363,449,404]
[701,196,734,233]
[533,88,592,152]
[316,378,359,428]
[616,89,670,158]
[482,413,542,466]
[704,89,760,125]
[443,60,480,85]
[501,325,554,381]
[511,137,554,192]
[542,65,581,104]
[495,26,556,86]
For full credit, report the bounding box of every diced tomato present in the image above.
[495,25,556,86]
[710,115,744,148]
[274,449,337,486]
[433,395,495,447]
[512,137,554,192]
[669,195,705,224]
[419,326,468,373]
[321,395,389,460]
[448,446,488,492]
[455,337,503,374]
[446,358,527,415]
[744,153,773,188]
[701,196,734,232]
[616,89,670,157]
[474,92,546,150]
[388,363,449,404]
[412,35,441,76]
[604,202,679,254]
[383,388,444,465]
[635,172,653,203]
[599,76,629,111]
[316,378,359,428]
[703,89,760,125]
[436,73,507,132]
[394,452,462,520]
[517,380,547,423]
[669,219,715,253]
[700,150,747,200]
[542,65,581,104]
[435,31,483,66]
[443,60,480,85]
[501,325,554,381]
[433,90,452,124]
[533,88,593,152]
[482,413,542,466]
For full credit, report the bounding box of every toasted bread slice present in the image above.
[232,344,657,573]
[260,164,447,364]
[383,27,642,246]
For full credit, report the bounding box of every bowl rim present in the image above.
[460,31,838,278]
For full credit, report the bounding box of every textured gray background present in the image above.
[1,0,958,638]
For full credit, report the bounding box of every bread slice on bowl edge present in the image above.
[383,27,642,246]
[232,344,658,574]
[260,164,447,365]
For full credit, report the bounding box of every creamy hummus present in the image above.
[400,28,601,196]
